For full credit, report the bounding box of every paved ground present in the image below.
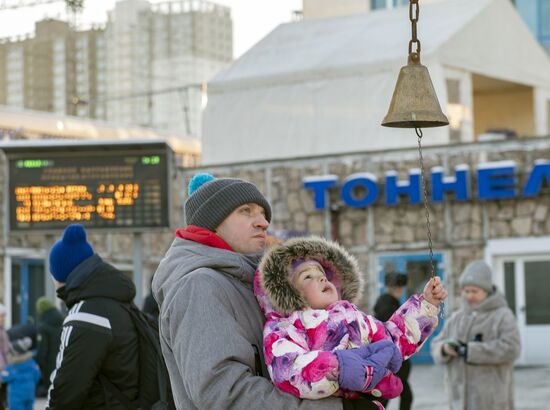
[385,364,550,410]
[35,364,550,409]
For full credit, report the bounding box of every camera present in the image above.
[445,339,467,358]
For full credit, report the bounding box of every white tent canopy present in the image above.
[203,0,550,165]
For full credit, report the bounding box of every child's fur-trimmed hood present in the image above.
[257,236,364,315]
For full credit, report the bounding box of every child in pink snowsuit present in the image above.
[254,236,446,409]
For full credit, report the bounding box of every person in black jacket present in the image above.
[142,281,159,324]
[46,224,139,409]
[35,297,64,396]
[373,272,413,410]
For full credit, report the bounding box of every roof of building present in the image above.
[0,105,201,156]
[202,0,550,165]
[211,0,550,89]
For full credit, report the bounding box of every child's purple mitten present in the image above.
[386,343,403,373]
[335,348,371,392]
[335,340,399,392]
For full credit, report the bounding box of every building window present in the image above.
[6,47,24,108]
[446,78,463,143]
[447,79,460,104]
[524,260,550,325]
[516,0,550,44]
[372,0,386,10]
[372,0,408,10]
[377,252,446,363]
[542,0,550,42]
[488,236,550,365]
[504,261,516,315]
[11,259,45,325]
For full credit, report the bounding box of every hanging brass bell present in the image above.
[382,53,449,128]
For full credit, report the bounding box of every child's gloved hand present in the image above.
[386,343,403,373]
[335,340,401,392]
[368,371,403,399]
[335,348,371,392]
[362,340,402,374]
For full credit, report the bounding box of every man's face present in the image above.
[215,203,269,254]
[292,261,339,309]
[388,286,405,300]
[52,279,64,290]
[462,285,488,306]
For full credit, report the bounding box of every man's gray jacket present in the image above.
[152,238,343,409]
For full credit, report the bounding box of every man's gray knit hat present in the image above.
[459,260,494,293]
[185,173,272,231]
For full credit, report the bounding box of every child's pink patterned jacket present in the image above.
[255,236,439,403]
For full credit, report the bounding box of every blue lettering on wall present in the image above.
[431,165,469,202]
[385,170,421,206]
[303,160,545,210]
[341,173,379,208]
[522,160,550,197]
[303,175,338,209]
[477,161,516,200]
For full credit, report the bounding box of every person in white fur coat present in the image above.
[431,260,520,410]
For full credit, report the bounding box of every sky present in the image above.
[0,0,302,58]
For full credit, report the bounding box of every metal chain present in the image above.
[416,127,445,319]
[408,0,421,56]
[408,2,444,317]
[415,127,435,278]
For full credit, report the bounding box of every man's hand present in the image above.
[423,277,448,307]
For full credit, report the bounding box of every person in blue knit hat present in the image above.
[152,173,379,410]
[46,224,141,409]
[49,224,94,285]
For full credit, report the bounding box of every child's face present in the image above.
[292,261,339,309]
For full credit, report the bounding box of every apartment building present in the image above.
[106,0,232,135]
[514,0,550,53]
[0,0,232,137]
[0,19,105,118]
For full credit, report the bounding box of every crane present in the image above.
[0,0,83,13]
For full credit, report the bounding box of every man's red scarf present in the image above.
[175,225,233,251]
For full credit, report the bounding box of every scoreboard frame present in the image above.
[2,140,174,233]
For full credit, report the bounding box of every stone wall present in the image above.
[197,137,550,310]
[1,137,549,312]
